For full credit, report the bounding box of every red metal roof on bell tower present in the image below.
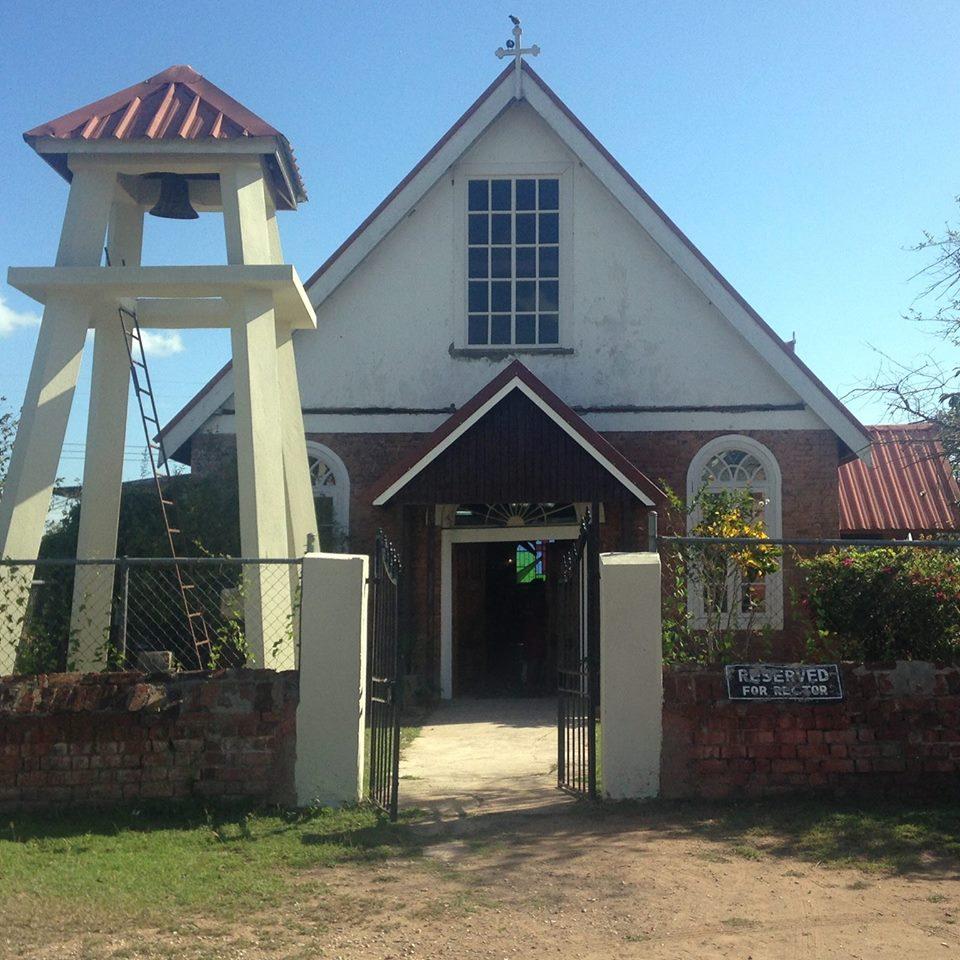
[23,64,305,207]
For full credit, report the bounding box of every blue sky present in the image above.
[1,0,959,483]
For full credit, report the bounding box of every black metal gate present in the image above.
[557,505,600,798]
[367,531,402,819]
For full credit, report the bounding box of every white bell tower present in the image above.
[1,65,319,669]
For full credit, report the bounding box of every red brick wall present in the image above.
[192,427,842,548]
[661,662,960,799]
[604,429,841,538]
[192,427,841,678]
[0,670,298,812]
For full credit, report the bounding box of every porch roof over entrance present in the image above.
[372,361,664,507]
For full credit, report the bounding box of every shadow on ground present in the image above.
[396,794,960,878]
[5,794,960,879]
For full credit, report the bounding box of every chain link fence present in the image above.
[657,534,960,664]
[0,558,302,677]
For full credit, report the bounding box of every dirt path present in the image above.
[306,804,960,960]
[399,697,567,818]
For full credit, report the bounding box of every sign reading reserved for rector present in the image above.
[724,664,843,702]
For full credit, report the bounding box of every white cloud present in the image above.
[0,296,184,359]
[0,295,40,338]
[139,330,185,358]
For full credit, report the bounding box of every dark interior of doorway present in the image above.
[453,539,565,697]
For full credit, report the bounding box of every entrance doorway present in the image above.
[440,523,580,699]
[400,512,600,812]
[452,539,566,697]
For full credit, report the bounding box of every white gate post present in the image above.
[599,552,663,799]
[295,552,369,807]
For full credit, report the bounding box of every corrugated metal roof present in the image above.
[839,423,960,534]
[23,64,305,208]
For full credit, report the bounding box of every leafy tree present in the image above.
[41,474,240,560]
[13,475,242,673]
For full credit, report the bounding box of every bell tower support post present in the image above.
[70,194,144,671]
[265,191,317,665]
[0,166,116,667]
[221,162,296,668]
[263,188,318,562]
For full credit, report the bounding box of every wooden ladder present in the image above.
[119,306,212,668]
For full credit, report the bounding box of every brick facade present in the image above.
[191,426,841,546]
[0,669,298,812]
[605,429,841,539]
[661,661,960,799]
[5,661,956,812]
[191,426,841,682]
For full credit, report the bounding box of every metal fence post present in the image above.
[647,510,658,553]
[120,559,130,665]
[587,500,601,800]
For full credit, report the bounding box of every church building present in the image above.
[159,54,872,697]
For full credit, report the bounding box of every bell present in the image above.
[148,173,198,220]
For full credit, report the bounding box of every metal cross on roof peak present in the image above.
[496,16,540,98]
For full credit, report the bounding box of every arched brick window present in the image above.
[686,436,783,628]
[306,443,350,550]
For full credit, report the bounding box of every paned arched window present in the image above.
[686,437,783,628]
[306,443,350,550]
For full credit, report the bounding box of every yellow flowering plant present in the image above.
[661,483,781,664]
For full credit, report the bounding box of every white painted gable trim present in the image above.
[520,81,871,462]
[162,368,235,463]
[371,375,656,507]
[306,67,871,463]
[308,82,516,307]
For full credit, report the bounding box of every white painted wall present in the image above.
[187,98,835,445]
[291,101,815,418]
[599,551,663,800]
[295,552,368,807]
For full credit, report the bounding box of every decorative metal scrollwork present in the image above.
[453,502,579,528]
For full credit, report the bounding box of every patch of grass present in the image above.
[928,893,949,903]
[0,801,422,927]
[730,843,764,861]
[465,836,509,854]
[631,796,960,874]
[763,804,960,873]
[526,890,566,911]
[412,889,497,919]
[721,917,759,930]
[400,725,423,753]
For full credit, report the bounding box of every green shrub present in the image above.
[798,547,960,661]
[10,476,242,673]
